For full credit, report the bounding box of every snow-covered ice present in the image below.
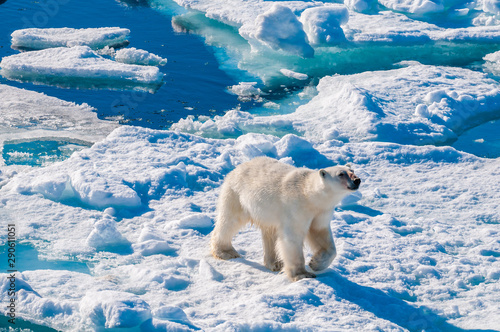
[0,46,164,91]
[160,0,500,85]
[0,84,117,144]
[173,64,500,145]
[1,125,499,331]
[114,47,168,66]
[299,5,349,46]
[0,83,118,170]
[11,27,130,50]
[2,0,500,330]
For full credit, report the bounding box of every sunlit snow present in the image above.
[1,0,500,331]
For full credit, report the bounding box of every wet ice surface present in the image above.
[1,0,500,331]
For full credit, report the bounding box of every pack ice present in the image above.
[173,64,500,145]
[1,0,500,331]
[162,0,500,84]
[1,125,499,330]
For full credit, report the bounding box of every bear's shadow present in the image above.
[316,271,498,332]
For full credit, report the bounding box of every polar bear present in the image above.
[211,156,361,281]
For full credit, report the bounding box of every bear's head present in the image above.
[319,164,361,193]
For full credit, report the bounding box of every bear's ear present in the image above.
[319,169,327,178]
[346,163,353,170]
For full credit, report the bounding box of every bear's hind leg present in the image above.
[261,227,283,272]
[211,187,246,260]
[211,217,244,259]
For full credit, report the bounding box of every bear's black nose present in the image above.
[354,178,361,186]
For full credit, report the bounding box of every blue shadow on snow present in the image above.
[317,271,499,332]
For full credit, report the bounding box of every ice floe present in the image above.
[11,27,130,50]
[0,46,164,91]
[173,64,500,145]
[228,81,263,101]
[161,0,500,85]
[0,84,118,169]
[280,68,308,80]
[114,47,168,66]
[2,1,500,331]
[1,125,499,331]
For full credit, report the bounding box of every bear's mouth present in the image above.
[346,178,361,191]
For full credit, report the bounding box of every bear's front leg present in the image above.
[307,224,336,272]
[279,226,316,281]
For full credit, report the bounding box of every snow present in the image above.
[0,46,164,92]
[10,27,130,50]
[2,0,500,330]
[1,125,499,331]
[228,82,263,101]
[114,47,168,66]
[299,5,349,46]
[241,4,315,58]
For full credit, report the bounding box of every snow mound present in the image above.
[228,82,262,101]
[115,47,168,66]
[86,216,131,251]
[0,46,164,92]
[10,27,130,50]
[173,213,214,230]
[241,4,314,58]
[299,5,349,46]
[378,0,445,15]
[345,0,378,13]
[80,290,152,328]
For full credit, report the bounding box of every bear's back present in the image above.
[227,157,297,192]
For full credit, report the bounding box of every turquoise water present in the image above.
[0,243,90,273]
[3,139,91,166]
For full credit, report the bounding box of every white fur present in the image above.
[211,157,360,281]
